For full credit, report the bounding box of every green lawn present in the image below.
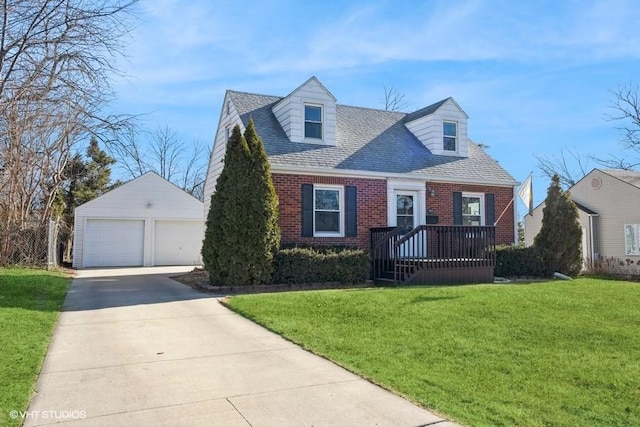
[0,268,70,427]
[226,278,640,427]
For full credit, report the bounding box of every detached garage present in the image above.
[73,172,204,268]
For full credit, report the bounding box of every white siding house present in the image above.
[524,168,640,268]
[271,76,337,145]
[73,172,204,268]
[404,97,469,157]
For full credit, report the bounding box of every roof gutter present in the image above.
[270,164,518,187]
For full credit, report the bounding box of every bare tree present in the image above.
[109,126,210,201]
[601,83,640,170]
[535,83,640,189]
[0,0,138,229]
[381,84,408,112]
[535,147,592,188]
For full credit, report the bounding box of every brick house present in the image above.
[204,77,517,284]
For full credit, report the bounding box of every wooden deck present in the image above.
[371,225,496,285]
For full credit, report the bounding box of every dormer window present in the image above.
[443,121,457,151]
[304,104,323,140]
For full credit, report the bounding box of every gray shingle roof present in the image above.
[601,169,640,189]
[228,90,516,184]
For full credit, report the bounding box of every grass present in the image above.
[0,268,70,427]
[226,278,640,427]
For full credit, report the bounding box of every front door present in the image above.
[395,191,424,257]
[396,192,417,234]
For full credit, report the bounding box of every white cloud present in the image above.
[105,0,640,181]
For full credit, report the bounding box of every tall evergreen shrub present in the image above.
[533,174,582,276]
[202,120,280,285]
[244,119,280,283]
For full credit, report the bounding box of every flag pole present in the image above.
[494,172,533,226]
[494,196,514,226]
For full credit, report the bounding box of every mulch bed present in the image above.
[171,268,375,295]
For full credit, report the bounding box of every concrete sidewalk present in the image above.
[25,268,461,426]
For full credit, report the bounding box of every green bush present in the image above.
[202,120,280,285]
[495,245,547,278]
[273,247,370,285]
[534,174,582,276]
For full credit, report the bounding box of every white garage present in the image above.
[73,172,204,268]
[153,220,204,266]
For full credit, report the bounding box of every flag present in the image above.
[517,174,533,216]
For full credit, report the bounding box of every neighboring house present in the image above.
[524,168,640,271]
[204,77,518,283]
[73,172,204,268]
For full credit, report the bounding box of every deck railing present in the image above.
[370,226,402,281]
[371,225,496,284]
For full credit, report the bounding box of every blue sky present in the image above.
[111,0,640,212]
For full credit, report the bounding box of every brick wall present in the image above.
[425,181,515,245]
[272,173,516,250]
[272,174,388,249]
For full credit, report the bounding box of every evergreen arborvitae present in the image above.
[244,119,280,283]
[202,120,280,286]
[202,125,251,285]
[534,174,582,276]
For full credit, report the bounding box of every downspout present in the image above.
[589,214,599,260]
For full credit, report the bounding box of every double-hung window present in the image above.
[314,186,342,236]
[305,104,323,140]
[462,193,484,226]
[625,224,640,255]
[443,121,457,152]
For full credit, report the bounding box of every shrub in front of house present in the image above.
[272,247,370,285]
[533,174,582,277]
[495,245,546,278]
[202,120,280,286]
[585,257,640,280]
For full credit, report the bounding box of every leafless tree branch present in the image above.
[107,126,209,201]
[535,147,591,188]
[381,84,408,112]
[0,0,138,230]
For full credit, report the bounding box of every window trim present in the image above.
[443,120,457,152]
[461,192,485,226]
[304,103,324,141]
[313,184,344,237]
[625,224,640,256]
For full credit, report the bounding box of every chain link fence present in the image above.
[0,219,69,268]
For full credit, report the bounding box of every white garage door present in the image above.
[154,220,203,266]
[84,219,145,267]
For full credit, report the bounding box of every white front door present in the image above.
[395,191,425,257]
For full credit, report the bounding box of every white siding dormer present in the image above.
[272,76,337,145]
[203,91,243,216]
[405,98,469,157]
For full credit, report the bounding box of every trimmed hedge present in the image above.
[495,245,547,278]
[272,247,370,285]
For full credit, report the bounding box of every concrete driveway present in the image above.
[25,268,460,427]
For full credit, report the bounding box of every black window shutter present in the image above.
[301,184,313,237]
[485,193,495,226]
[345,186,357,237]
[453,192,463,225]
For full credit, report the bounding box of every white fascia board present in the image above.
[270,164,518,187]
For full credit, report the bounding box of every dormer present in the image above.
[404,97,469,157]
[272,76,337,145]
